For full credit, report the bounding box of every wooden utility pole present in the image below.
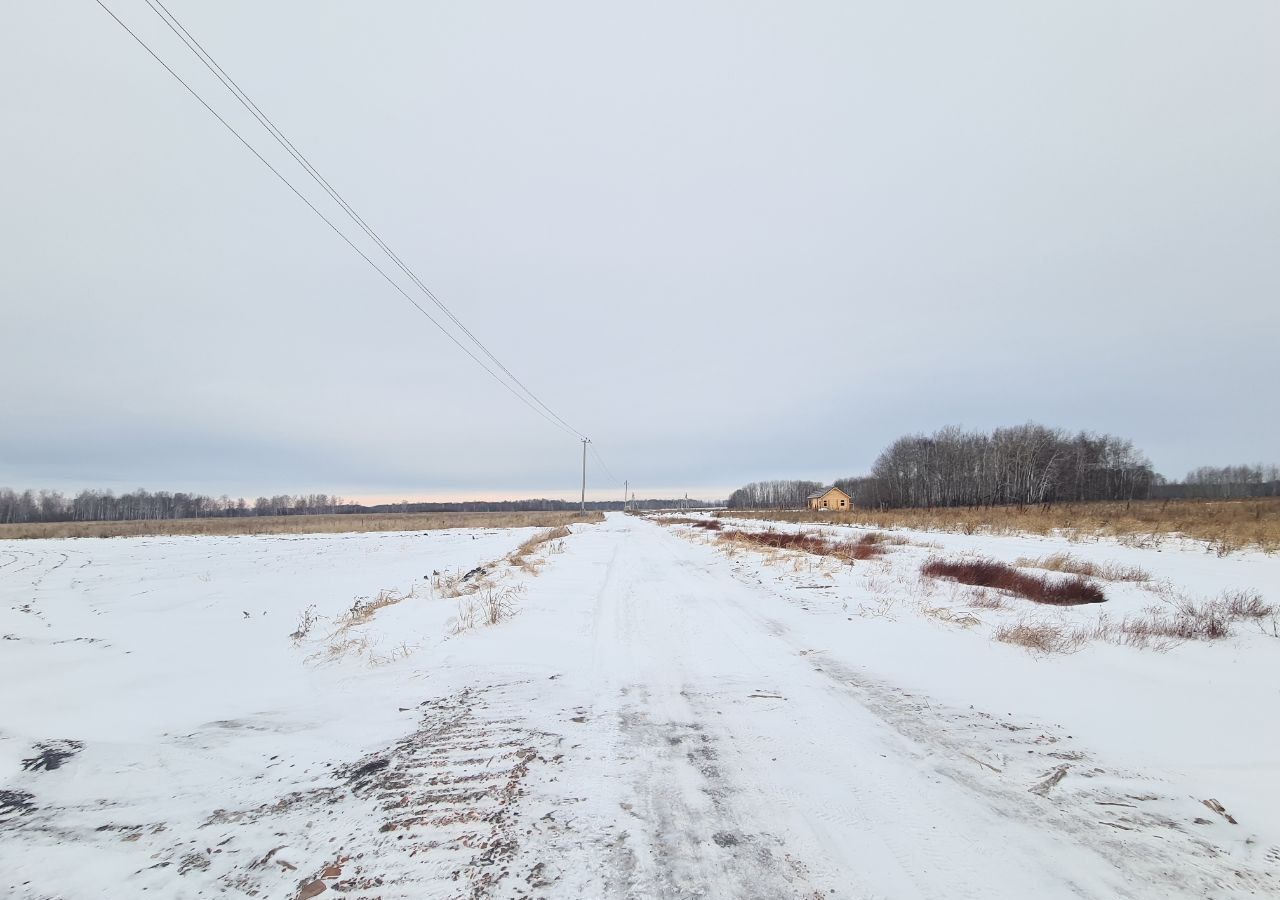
[623,480,628,512]
[580,438,589,512]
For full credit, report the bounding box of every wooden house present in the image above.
[806,486,851,511]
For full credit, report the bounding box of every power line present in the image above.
[140,0,587,441]
[91,0,580,440]
[590,443,620,485]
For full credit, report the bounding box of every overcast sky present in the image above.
[2,1,1277,502]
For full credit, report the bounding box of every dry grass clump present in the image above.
[299,523,575,661]
[507,525,572,572]
[720,498,1280,554]
[1015,552,1150,582]
[0,510,604,540]
[965,590,1007,610]
[452,585,524,634]
[853,530,909,548]
[307,636,371,665]
[339,587,419,628]
[369,642,417,665]
[994,620,1088,653]
[656,516,723,530]
[290,604,321,642]
[920,605,982,627]
[444,527,574,631]
[718,528,887,562]
[846,538,887,561]
[997,589,1274,654]
[922,557,1106,606]
[1092,590,1275,647]
[422,524,575,635]
[311,586,426,657]
[429,568,470,598]
[1218,589,1274,620]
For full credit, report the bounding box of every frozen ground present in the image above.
[1,513,1277,898]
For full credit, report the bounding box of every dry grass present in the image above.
[720,498,1280,554]
[1014,552,1150,583]
[425,527,571,601]
[994,620,1089,654]
[717,528,887,562]
[0,510,604,540]
[290,604,321,643]
[369,642,418,665]
[657,516,723,529]
[307,585,426,660]
[306,636,371,665]
[452,585,525,634]
[965,590,1008,610]
[339,587,420,628]
[920,605,983,627]
[1091,590,1275,648]
[996,589,1275,654]
[443,526,574,632]
[922,557,1106,605]
[508,526,572,572]
[1218,589,1275,619]
[299,522,578,662]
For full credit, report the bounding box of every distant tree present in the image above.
[726,480,823,510]
[0,485,717,522]
[1155,463,1280,499]
[732,423,1162,512]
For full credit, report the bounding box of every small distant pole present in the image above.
[623,479,628,512]
[580,438,589,512]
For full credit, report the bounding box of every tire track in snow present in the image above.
[31,553,70,591]
[5,549,38,575]
[1,684,566,900]
[610,685,827,899]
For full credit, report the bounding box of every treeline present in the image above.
[726,422,1280,511]
[0,488,720,524]
[364,498,718,513]
[1153,464,1280,499]
[726,481,824,510]
[850,425,1157,508]
[0,489,350,524]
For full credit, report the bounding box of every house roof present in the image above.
[807,486,849,499]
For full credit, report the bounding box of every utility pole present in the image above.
[623,480,628,512]
[580,438,589,512]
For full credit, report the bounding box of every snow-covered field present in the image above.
[1,513,1278,898]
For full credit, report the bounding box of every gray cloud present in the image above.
[2,0,1276,499]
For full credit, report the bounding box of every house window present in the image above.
[822,500,828,508]
[839,499,846,508]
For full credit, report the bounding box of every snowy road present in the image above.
[563,515,1098,897]
[2,514,1277,898]
[505,514,1276,898]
